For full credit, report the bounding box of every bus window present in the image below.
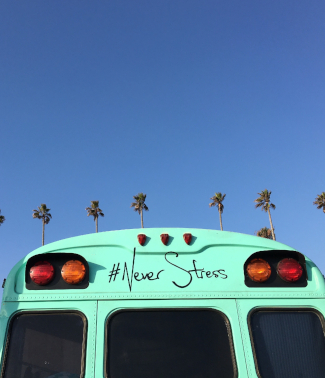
[249,310,325,378]
[2,312,86,378]
[105,309,237,378]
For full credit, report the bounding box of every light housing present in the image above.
[247,258,271,282]
[61,260,86,284]
[183,233,192,245]
[277,258,303,282]
[160,233,169,245]
[137,234,146,246]
[30,261,55,285]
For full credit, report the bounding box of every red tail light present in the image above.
[160,233,169,245]
[30,261,54,285]
[137,234,146,246]
[277,258,303,282]
[183,233,192,245]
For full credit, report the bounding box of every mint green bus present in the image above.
[1,228,325,378]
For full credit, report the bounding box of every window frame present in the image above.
[248,307,325,378]
[104,307,238,378]
[0,310,88,378]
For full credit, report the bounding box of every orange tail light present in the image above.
[247,258,271,282]
[61,260,86,284]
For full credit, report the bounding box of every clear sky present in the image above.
[1,1,324,286]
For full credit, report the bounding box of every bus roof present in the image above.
[3,228,324,302]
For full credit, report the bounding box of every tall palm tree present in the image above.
[313,192,325,213]
[254,189,276,241]
[0,210,5,226]
[209,192,226,231]
[32,204,52,246]
[85,200,104,233]
[131,193,148,228]
[256,227,273,239]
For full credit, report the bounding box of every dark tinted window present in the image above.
[3,312,86,378]
[106,309,236,378]
[250,310,325,378]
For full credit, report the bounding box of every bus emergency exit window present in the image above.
[2,312,86,378]
[249,310,325,378]
[105,309,237,378]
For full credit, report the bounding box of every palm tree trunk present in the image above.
[141,209,144,228]
[218,209,223,231]
[42,219,45,246]
[267,209,275,240]
[96,217,98,233]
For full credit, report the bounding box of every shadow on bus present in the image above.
[87,262,106,283]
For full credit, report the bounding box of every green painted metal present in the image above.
[0,228,324,378]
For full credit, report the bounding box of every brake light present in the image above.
[30,261,54,285]
[183,233,192,245]
[247,258,271,282]
[137,234,146,246]
[160,233,169,245]
[277,258,303,282]
[61,260,86,284]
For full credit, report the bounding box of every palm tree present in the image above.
[256,227,273,239]
[209,192,226,230]
[313,192,325,213]
[254,189,276,241]
[32,204,52,246]
[131,193,149,228]
[85,201,104,233]
[0,210,5,226]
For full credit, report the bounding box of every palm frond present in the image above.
[0,211,5,225]
[255,227,273,239]
[313,192,325,213]
[86,201,104,220]
[33,203,52,223]
[131,193,148,213]
[254,189,275,212]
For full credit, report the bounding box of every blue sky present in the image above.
[1,1,324,285]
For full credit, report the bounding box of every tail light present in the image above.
[61,260,86,284]
[30,261,54,285]
[277,258,303,282]
[160,233,169,245]
[247,258,271,282]
[183,233,192,245]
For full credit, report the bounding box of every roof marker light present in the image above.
[61,260,86,284]
[277,258,303,282]
[247,258,271,282]
[183,233,192,245]
[137,234,146,246]
[160,233,169,245]
[30,261,54,285]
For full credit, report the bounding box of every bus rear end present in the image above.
[1,228,324,378]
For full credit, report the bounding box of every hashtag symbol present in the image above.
[108,263,120,283]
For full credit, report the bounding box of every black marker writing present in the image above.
[134,270,164,282]
[122,248,136,292]
[165,252,193,288]
[165,252,228,288]
[108,263,120,282]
